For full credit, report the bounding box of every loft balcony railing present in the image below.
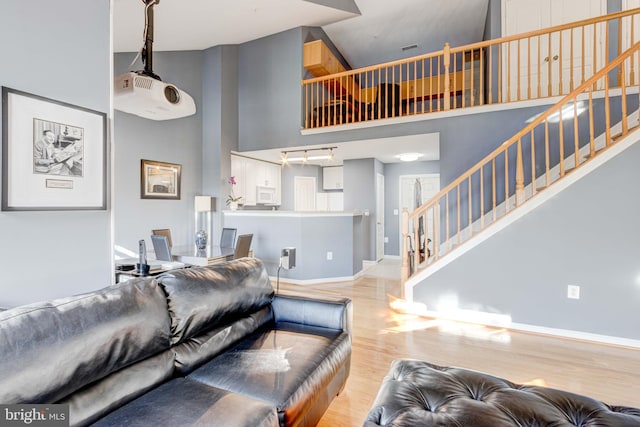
[302,8,640,129]
[400,40,640,291]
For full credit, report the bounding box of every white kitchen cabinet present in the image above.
[322,166,343,190]
[327,192,344,211]
[230,155,247,205]
[230,155,281,206]
[316,192,344,212]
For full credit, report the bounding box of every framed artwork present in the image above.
[140,159,181,200]
[1,87,107,211]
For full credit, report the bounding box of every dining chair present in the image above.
[234,234,253,259]
[152,229,173,249]
[220,227,237,249]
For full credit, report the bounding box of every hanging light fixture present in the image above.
[281,146,337,164]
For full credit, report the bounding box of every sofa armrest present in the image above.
[271,294,352,335]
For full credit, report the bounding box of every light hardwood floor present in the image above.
[277,259,640,427]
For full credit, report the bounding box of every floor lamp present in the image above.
[194,196,215,250]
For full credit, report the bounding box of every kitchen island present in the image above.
[223,210,367,283]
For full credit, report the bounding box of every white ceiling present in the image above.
[112,0,359,52]
[113,0,489,164]
[238,133,440,167]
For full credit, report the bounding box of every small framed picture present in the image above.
[140,159,181,200]
[1,86,107,211]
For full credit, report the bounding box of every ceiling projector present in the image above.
[114,72,195,121]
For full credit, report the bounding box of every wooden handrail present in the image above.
[302,7,640,129]
[401,41,640,285]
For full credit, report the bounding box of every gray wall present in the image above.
[203,45,239,244]
[238,27,304,150]
[223,213,361,280]
[414,138,640,341]
[384,161,440,256]
[0,0,111,307]
[343,158,379,260]
[113,51,204,254]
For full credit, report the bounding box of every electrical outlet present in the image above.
[326,251,333,261]
[567,285,580,299]
[393,209,399,216]
[384,237,389,243]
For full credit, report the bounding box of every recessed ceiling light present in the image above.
[397,152,423,162]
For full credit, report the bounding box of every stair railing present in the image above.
[302,8,640,129]
[401,41,640,291]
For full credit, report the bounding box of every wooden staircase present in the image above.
[402,42,640,296]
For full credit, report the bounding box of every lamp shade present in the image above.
[195,196,215,212]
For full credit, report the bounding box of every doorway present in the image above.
[398,174,440,255]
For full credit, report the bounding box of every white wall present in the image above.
[0,0,111,307]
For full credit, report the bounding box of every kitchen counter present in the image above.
[223,210,367,283]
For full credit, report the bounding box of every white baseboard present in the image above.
[362,260,377,269]
[270,269,364,286]
[383,255,401,260]
[420,308,640,349]
[509,322,640,349]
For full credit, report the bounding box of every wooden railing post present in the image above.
[400,208,409,297]
[515,139,525,206]
[443,42,451,110]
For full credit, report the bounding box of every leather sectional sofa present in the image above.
[0,258,352,427]
[365,359,640,426]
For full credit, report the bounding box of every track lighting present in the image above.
[281,147,337,164]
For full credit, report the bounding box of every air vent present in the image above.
[402,44,418,52]
[134,76,153,90]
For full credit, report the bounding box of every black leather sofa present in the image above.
[0,258,352,427]
[365,359,640,426]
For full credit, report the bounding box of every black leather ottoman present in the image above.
[364,359,640,427]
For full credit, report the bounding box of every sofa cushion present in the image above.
[60,350,175,427]
[0,278,172,404]
[364,359,640,427]
[188,322,351,426]
[92,378,279,427]
[172,306,273,375]
[157,258,274,345]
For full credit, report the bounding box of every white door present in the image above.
[551,0,606,93]
[503,0,552,101]
[502,0,606,101]
[294,176,316,211]
[398,174,440,255]
[376,173,385,261]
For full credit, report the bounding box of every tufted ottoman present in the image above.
[364,359,640,426]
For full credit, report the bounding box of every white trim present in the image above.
[270,269,365,286]
[419,308,640,349]
[301,97,566,135]
[383,255,401,260]
[223,210,363,217]
[509,322,640,349]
